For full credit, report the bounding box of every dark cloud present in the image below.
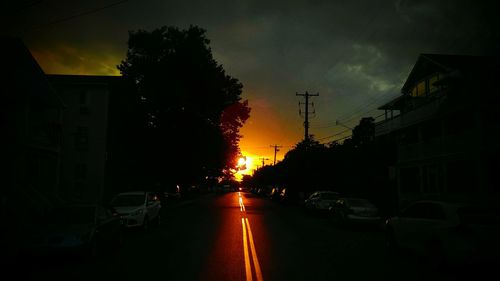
[5,0,499,141]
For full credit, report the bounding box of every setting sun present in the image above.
[235,154,255,181]
[238,157,246,167]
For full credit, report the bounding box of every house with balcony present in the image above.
[375,54,500,205]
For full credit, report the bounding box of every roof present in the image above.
[401,53,500,94]
[378,54,500,110]
[47,74,122,86]
[377,95,408,110]
[0,36,62,107]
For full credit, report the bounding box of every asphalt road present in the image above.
[15,192,494,281]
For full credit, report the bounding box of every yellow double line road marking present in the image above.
[239,192,264,281]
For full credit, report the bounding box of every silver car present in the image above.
[329,197,380,225]
[110,191,161,230]
[385,200,500,267]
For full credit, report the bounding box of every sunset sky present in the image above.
[4,0,498,175]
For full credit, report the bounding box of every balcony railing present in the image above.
[375,96,444,136]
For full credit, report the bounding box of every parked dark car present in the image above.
[22,204,123,258]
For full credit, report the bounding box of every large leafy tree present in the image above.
[117,25,250,184]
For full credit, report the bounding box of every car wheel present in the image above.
[142,216,149,232]
[116,228,124,247]
[153,215,161,227]
[339,211,347,222]
[385,228,399,257]
[427,238,446,270]
[87,238,99,259]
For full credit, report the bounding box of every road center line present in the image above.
[241,218,253,281]
[239,193,264,281]
[245,218,264,281]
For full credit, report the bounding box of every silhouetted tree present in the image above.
[351,117,375,146]
[117,25,250,185]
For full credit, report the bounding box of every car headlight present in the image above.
[130,209,144,216]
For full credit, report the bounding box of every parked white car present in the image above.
[110,191,161,230]
[385,200,500,267]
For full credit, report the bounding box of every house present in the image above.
[0,37,64,220]
[48,74,144,203]
[375,54,500,205]
[0,37,64,259]
[48,75,118,204]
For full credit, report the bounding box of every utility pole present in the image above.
[270,144,282,165]
[296,91,319,142]
[259,157,270,167]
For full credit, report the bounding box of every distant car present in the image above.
[385,200,500,267]
[110,191,161,230]
[304,191,340,211]
[22,204,123,257]
[329,198,381,225]
[278,188,302,205]
[215,184,232,194]
[269,187,282,201]
[159,185,181,204]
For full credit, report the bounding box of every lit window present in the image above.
[429,74,440,93]
[417,81,426,97]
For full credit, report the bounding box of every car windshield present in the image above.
[321,193,338,200]
[46,206,95,225]
[111,194,145,207]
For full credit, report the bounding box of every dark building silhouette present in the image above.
[0,37,64,219]
[47,75,143,203]
[375,54,500,206]
[1,37,64,260]
[48,75,116,204]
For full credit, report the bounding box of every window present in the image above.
[79,91,90,115]
[399,126,419,145]
[417,81,426,97]
[411,87,418,97]
[74,126,88,150]
[446,159,474,193]
[74,163,87,180]
[400,167,420,193]
[79,91,88,105]
[429,74,440,94]
[421,120,441,141]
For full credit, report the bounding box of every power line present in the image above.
[30,0,130,30]
[317,128,351,141]
[310,91,399,129]
[321,134,352,145]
